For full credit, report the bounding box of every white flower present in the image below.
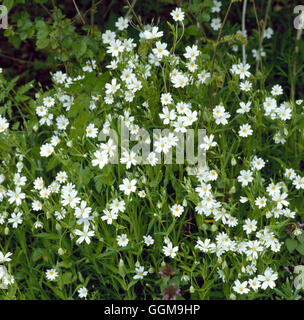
[211,18,221,31]
[86,124,98,138]
[43,96,55,108]
[101,209,118,224]
[0,251,12,263]
[74,224,95,244]
[117,234,129,247]
[184,45,200,61]
[195,238,214,252]
[119,178,137,196]
[238,123,253,137]
[243,218,258,235]
[107,39,124,57]
[240,80,252,92]
[78,286,88,298]
[237,170,253,187]
[133,266,148,280]
[109,198,125,214]
[251,157,265,171]
[162,241,178,258]
[32,200,42,211]
[170,204,184,217]
[56,115,69,130]
[237,101,252,114]
[45,268,58,281]
[120,151,137,169]
[272,192,289,209]
[160,93,173,106]
[200,134,217,150]
[170,8,184,22]
[211,0,222,13]
[255,196,267,209]
[115,16,129,30]
[271,84,283,96]
[197,70,210,84]
[258,267,278,289]
[152,41,169,59]
[143,235,154,246]
[236,63,251,79]
[143,26,163,39]
[0,115,9,132]
[146,152,158,166]
[233,280,250,294]
[92,150,109,169]
[7,187,26,206]
[248,277,261,291]
[40,143,54,157]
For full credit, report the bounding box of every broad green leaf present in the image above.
[286,238,298,253]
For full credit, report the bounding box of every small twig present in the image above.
[72,0,86,25]
[125,0,138,19]
[126,0,145,31]
[80,0,103,20]
[39,3,52,17]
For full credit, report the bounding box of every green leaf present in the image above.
[201,12,210,22]
[46,157,60,172]
[33,232,60,240]
[286,238,298,253]
[75,40,87,58]
[138,40,150,58]
[68,93,90,117]
[36,37,49,49]
[298,233,304,244]
[61,272,73,285]
[94,174,103,193]
[296,243,304,255]
[186,25,199,36]
[3,0,14,11]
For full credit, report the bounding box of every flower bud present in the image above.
[58,248,65,255]
[119,259,124,268]
[189,285,195,293]
[229,293,236,300]
[294,228,302,236]
[229,185,236,194]
[211,224,218,232]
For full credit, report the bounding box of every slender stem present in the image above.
[51,0,69,75]
[125,0,138,18]
[72,0,86,25]
[252,0,263,83]
[292,28,303,101]
[258,0,272,89]
[126,0,145,32]
[209,0,233,110]
[242,0,248,65]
